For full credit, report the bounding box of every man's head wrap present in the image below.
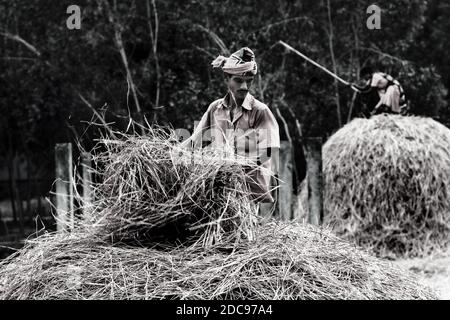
[211,47,257,76]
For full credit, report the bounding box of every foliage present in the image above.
[0,0,448,177]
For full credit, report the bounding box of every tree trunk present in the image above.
[103,0,145,133]
[347,17,360,122]
[146,0,160,123]
[326,0,342,128]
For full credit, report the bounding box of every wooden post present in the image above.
[278,141,293,220]
[81,152,92,210]
[55,143,74,232]
[305,137,323,226]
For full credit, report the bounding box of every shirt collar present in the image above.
[220,92,253,110]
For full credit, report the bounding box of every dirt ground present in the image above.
[391,249,450,300]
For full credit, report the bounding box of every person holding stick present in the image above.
[278,41,409,117]
[186,47,280,203]
[350,67,408,116]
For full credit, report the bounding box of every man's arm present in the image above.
[370,99,384,115]
[350,78,372,93]
[351,82,371,93]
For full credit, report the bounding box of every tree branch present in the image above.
[193,45,216,59]
[359,46,410,65]
[78,93,118,139]
[274,104,292,145]
[102,0,144,132]
[347,16,360,123]
[0,56,37,61]
[0,31,41,57]
[0,30,53,68]
[326,0,342,127]
[146,0,161,120]
[250,16,313,35]
[195,24,229,55]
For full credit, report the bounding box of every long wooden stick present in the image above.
[278,40,350,86]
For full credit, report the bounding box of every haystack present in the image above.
[0,221,436,300]
[302,115,450,258]
[0,125,437,300]
[86,129,259,247]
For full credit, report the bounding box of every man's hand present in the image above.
[370,103,381,115]
[350,83,361,93]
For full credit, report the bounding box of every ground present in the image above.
[293,198,450,300]
[392,248,450,300]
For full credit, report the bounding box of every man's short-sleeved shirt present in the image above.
[191,93,280,152]
[370,72,389,89]
[190,93,280,202]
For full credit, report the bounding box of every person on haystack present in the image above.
[350,67,409,116]
[184,47,280,204]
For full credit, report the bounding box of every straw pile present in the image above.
[86,129,259,247]
[0,221,436,300]
[302,115,450,258]
[0,125,437,300]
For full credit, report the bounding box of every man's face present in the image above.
[227,75,254,102]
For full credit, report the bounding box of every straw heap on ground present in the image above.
[0,221,436,300]
[301,115,450,258]
[0,126,437,300]
[85,128,260,247]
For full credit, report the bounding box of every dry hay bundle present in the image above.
[86,128,259,247]
[0,221,436,300]
[311,114,450,258]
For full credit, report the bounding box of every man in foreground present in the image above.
[187,47,280,203]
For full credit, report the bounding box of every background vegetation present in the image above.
[0,0,448,238]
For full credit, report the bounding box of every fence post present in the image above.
[81,152,92,213]
[55,143,74,232]
[278,141,293,220]
[305,137,323,226]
